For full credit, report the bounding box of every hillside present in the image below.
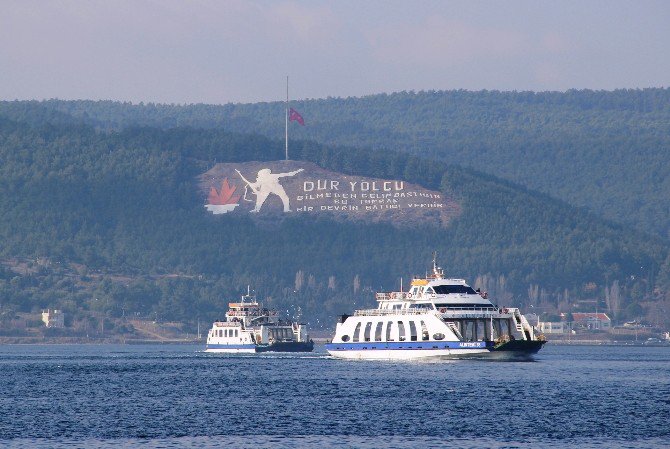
[0,112,668,333]
[4,88,668,239]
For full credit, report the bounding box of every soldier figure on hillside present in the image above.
[236,167,304,213]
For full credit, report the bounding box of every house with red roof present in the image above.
[572,313,611,331]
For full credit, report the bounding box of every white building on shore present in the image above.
[41,309,65,328]
[538,321,570,334]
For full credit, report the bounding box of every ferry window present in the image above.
[432,285,477,295]
[426,287,435,294]
[409,321,418,341]
[341,335,350,342]
[464,321,475,342]
[492,319,501,339]
[476,320,486,341]
[386,321,394,341]
[234,329,238,337]
[500,319,510,338]
[398,321,406,341]
[364,322,372,342]
[409,303,434,310]
[374,322,383,341]
[433,333,445,340]
[393,304,402,310]
[482,320,492,341]
[420,321,429,340]
[353,323,362,342]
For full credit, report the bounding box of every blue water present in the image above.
[0,344,669,448]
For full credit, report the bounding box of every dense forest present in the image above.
[0,106,669,333]
[3,88,667,240]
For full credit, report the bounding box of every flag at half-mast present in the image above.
[289,107,305,125]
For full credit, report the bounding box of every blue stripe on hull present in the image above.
[325,341,493,351]
[206,344,257,350]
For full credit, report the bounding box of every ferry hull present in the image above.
[325,340,544,360]
[491,339,546,354]
[256,341,315,353]
[326,348,489,360]
[205,344,256,353]
[206,341,314,353]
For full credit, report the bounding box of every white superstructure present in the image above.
[326,258,545,360]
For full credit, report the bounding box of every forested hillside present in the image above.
[5,88,667,239]
[0,110,669,332]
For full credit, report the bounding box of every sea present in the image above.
[0,343,668,449]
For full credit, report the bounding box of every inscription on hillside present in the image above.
[198,161,460,227]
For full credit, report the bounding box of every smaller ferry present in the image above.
[326,256,546,360]
[206,288,314,353]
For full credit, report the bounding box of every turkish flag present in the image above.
[289,107,305,125]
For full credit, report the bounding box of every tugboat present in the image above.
[326,256,546,360]
[206,288,314,353]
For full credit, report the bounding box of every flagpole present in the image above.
[285,75,289,161]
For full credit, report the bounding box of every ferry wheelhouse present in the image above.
[326,260,545,360]
[206,289,313,353]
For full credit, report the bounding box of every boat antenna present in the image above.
[242,285,251,303]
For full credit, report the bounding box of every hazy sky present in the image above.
[1,0,669,104]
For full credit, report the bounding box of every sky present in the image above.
[1,0,669,104]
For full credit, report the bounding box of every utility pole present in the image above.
[285,75,289,161]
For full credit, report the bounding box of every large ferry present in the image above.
[206,289,314,353]
[326,258,546,360]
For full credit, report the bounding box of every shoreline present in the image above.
[0,337,205,345]
[1,337,667,347]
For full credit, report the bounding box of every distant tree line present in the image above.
[0,107,668,328]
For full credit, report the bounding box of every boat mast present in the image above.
[431,251,443,278]
[285,75,289,161]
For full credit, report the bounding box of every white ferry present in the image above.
[206,289,314,353]
[326,258,546,360]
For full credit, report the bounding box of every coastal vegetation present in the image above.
[0,99,669,336]
[3,87,669,239]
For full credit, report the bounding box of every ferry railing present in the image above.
[439,307,502,319]
[354,309,439,317]
[212,321,242,327]
[354,306,506,317]
[439,306,499,313]
[375,292,410,301]
[226,310,278,317]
